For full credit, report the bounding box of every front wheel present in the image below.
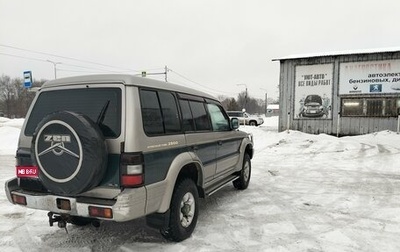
[233,153,251,190]
[161,179,199,242]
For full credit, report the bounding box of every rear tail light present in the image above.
[121,174,143,186]
[12,194,27,205]
[120,152,144,187]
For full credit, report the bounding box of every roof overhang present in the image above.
[272,47,400,61]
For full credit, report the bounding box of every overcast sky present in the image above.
[1,0,400,100]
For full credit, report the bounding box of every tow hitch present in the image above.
[48,212,68,233]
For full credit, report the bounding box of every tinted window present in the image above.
[189,101,211,131]
[158,91,181,133]
[140,90,164,135]
[207,104,229,131]
[180,100,195,131]
[140,89,182,135]
[25,88,121,138]
[227,112,242,117]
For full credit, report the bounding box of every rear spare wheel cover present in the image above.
[35,120,83,183]
[32,111,107,195]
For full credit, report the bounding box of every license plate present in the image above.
[16,166,39,178]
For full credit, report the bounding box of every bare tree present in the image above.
[0,75,46,118]
[0,75,16,117]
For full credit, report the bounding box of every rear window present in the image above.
[227,112,242,117]
[25,88,121,138]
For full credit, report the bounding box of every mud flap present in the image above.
[145,210,170,229]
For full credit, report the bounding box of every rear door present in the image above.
[179,98,217,184]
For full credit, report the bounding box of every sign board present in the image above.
[339,59,400,94]
[23,71,32,88]
[294,64,333,119]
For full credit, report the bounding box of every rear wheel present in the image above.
[249,121,257,126]
[161,179,199,242]
[233,153,251,190]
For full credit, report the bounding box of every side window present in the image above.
[159,91,181,133]
[179,100,195,131]
[189,101,211,131]
[140,90,164,135]
[207,103,229,131]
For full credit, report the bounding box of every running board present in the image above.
[205,174,239,197]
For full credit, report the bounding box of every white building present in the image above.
[273,47,400,135]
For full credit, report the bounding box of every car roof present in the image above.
[41,74,217,101]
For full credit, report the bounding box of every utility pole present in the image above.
[260,88,268,116]
[265,92,268,115]
[141,65,168,82]
[237,84,248,111]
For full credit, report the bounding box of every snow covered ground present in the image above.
[0,116,399,251]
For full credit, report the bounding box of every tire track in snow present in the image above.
[255,137,398,251]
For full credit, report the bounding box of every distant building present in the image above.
[273,48,400,136]
[266,104,279,117]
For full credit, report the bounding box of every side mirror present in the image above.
[231,118,239,130]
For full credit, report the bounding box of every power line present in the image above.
[60,62,122,73]
[1,44,242,97]
[0,50,167,79]
[168,68,237,96]
[0,43,140,73]
[0,52,48,63]
[57,67,111,74]
[0,51,124,74]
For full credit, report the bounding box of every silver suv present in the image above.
[5,74,254,241]
[227,111,264,126]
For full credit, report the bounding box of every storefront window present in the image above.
[384,99,397,116]
[342,99,363,116]
[366,99,383,117]
[341,97,400,117]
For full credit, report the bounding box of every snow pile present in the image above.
[0,117,24,155]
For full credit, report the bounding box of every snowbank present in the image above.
[0,117,24,155]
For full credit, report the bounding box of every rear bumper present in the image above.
[5,177,147,222]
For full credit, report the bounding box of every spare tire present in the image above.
[32,111,108,196]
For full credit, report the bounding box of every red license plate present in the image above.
[16,166,39,178]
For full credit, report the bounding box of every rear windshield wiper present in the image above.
[96,100,110,126]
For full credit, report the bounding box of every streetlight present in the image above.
[260,88,268,116]
[237,84,248,111]
[47,60,62,79]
